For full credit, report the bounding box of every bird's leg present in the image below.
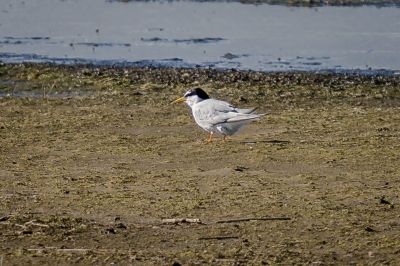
[206,132,214,143]
[222,135,227,143]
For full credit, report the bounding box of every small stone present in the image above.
[105,228,116,234]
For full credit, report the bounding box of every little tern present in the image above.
[172,88,266,142]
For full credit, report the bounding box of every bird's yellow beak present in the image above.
[172,97,186,104]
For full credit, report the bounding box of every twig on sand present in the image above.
[24,220,50,228]
[27,247,90,253]
[160,216,290,225]
[215,217,291,224]
[14,223,26,229]
[241,140,291,145]
[161,218,204,224]
[198,236,239,240]
[0,215,11,222]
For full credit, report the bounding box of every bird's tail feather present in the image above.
[236,107,258,114]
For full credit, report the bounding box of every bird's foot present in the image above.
[205,133,214,144]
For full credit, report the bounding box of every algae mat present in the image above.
[1,64,400,265]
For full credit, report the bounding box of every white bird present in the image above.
[172,88,266,142]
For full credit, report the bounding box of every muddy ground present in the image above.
[1,63,400,265]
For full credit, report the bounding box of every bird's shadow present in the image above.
[240,140,291,145]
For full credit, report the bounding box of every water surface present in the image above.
[1,0,399,73]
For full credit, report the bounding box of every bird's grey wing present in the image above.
[193,99,233,122]
[194,99,264,125]
[210,100,257,114]
[234,107,258,114]
[213,113,266,125]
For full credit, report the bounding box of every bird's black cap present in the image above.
[185,88,210,99]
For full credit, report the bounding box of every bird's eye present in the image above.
[184,91,195,97]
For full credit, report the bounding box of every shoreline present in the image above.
[110,0,400,7]
[1,62,399,101]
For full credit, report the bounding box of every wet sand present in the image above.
[1,63,400,265]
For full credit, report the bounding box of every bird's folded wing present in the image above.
[211,101,257,114]
[193,100,265,125]
[235,107,258,114]
[210,113,265,125]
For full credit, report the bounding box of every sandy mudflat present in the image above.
[0,63,400,265]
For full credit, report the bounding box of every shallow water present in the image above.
[0,0,399,73]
